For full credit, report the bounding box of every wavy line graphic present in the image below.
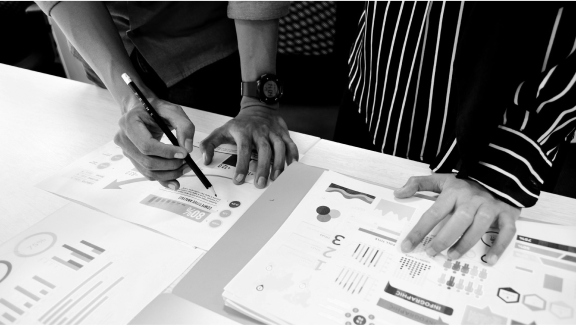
[326,184,375,204]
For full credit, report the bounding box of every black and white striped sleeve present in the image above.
[465,51,576,208]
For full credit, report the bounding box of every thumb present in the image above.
[157,103,195,153]
[199,128,227,165]
[394,175,444,198]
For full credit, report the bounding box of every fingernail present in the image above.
[174,152,185,159]
[167,183,176,190]
[203,153,208,165]
[488,254,499,265]
[273,170,281,180]
[258,177,266,188]
[235,174,245,183]
[426,247,437,257]
[185,139,194,153]
[448,249,460,260]
[401,240,413,253]
[183,166,192,174]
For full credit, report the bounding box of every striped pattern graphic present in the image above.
[325,183,375,204]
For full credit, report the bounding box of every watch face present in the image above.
[262,81,279,98]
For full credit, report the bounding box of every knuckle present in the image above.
[476,210,494,223]
[139,143,154,156]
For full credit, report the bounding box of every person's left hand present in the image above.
[394,174,521,265]
[200,104,299,189]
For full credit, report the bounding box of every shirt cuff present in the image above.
[227,1,290,20]
[459,125,551,208]
[35,1,61,17]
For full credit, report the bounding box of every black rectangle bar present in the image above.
[63,245,94,260]
[517,235,576,253]
[80,240,105,253]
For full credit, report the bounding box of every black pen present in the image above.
[122,73,217,197]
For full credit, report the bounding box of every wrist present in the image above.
[241,96,279,111]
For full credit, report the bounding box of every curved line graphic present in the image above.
[326,188,374,204]
[0,261,11,283]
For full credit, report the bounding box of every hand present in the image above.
[200,104,299,189]
[113,98,195,190]
[394,174,520,265]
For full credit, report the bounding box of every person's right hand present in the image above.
[113,98,195,190]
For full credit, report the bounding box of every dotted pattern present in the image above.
[395,257,431,286]
[278,1,337,56]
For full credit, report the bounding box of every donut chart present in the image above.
[316,206,340,223]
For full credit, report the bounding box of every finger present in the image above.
[394,175,445,198]
[234,138,252,185]
[401,193,456,253]
[200,128,227,165]
[116,131,186,171]
[428,203,479,258]
[177,120,196,153]
[270,133,285,180]
[282,133,299,164]
[132,158,192,183]
[485,212,517,265]
[158,179,181,190]
[254,139,272,188]
[447,203,496,260]
[125,118,188,159]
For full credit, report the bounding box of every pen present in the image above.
[121,73,217,197]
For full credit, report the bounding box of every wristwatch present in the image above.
[241,74,283,105]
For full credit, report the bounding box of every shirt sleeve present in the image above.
[463,51,576,208]
[227,1,290,20]
[35,1,62,17]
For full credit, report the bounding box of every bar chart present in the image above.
[52,240,105,271]
[0,274,56,324]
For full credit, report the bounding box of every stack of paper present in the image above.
[223,171,576,325]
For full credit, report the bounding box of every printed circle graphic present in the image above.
[229,201,241,208]
[0,261,12,283]
[317,214,331,222]
[15,232,57,257]
[97,162,110,169]
[330,210,341,218]
[209,220,222,228]
[256,285,264,291]
[110,154,124,161]
[316,206,330,215]
[219,210,232,218]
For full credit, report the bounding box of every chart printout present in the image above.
[0,204,202,325]
[223,171,576,325]
[36,132,266,251]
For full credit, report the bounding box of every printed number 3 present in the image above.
[332,235,345,246]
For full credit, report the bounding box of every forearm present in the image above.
[235,19,279,109]
[49,2,152,112]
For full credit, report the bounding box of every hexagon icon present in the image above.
[498,287,520,303]
[550,301,573,319]
[523,294,546,311]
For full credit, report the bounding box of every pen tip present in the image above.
[210,187,217,197]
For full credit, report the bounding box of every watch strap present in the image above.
[241,81,259,98]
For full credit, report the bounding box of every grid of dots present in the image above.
[395,257,431,286]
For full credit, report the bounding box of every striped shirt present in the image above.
[348,1,576,207]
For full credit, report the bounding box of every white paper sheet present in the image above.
[224,171,576,325]
[0,204,202,325]
[36,132,266,250]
